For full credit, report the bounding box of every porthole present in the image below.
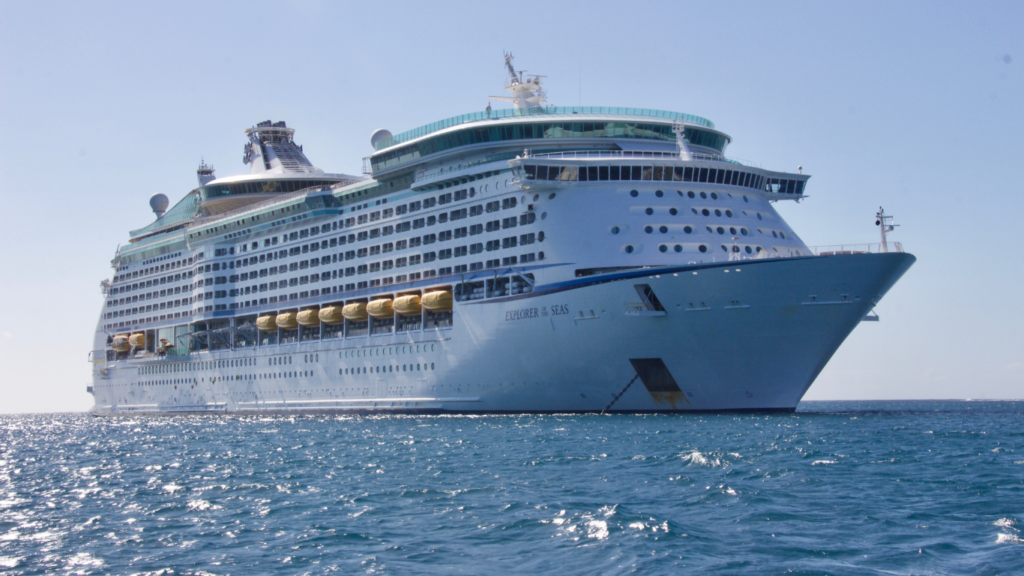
[684,226,693,234]
[721,245,729,252]
[691,208,698,215]
[756,246,762,253]
[699,245,708,253]
[700,192,707,199]
[538,231,545,241]
[706,225,713,233]
[717,227,725,234]
[757,213,762,220]
[644,226,653,234]
[741,228,748,236]
[674,245,683,253]
[541,212,547,220]
[702,209,710,216]
[730,227,737,235]
[677,190,684,197]
[725,210,733,217]
[743,196,749,203]
[781,232,787,239]
[669,207,678,216]
[711,192,719,200]
[659,226,668,233]
[625,245,634,254]
[655,190,664,198]
[745,246,753,254]
[549,193,556,200]
[611,226,620,235]
[659,245,668,253]
[645,207,654,215]
[688,191,695,198]
[533,194,539,201]
[772,231,778,238]
[470,187,476,197]
[630,190,639,198]
[714,209,722,217]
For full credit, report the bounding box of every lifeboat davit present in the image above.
[276,311,298,330]
[111,334,130,352]
[319,306,345,325]
[367,298,394,319]
[297,309,320,327]
[422,290,453,311]
[393,294,422,316]
[256,315,277,332]
[128,332,146,348]
[342,302,368,321]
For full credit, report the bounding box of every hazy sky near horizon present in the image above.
[0,1,1021,413]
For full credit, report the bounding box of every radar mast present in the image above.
[489,53,547,110]
[876,207,899,252]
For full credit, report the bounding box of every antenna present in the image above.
[875,207,899,252]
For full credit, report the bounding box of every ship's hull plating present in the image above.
[91,253,914,415]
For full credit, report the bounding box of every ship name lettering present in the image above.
[505,308,540,321]
[550,304,569,316]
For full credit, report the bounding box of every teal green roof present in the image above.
[129,192,200,238]
[373,106,715,151]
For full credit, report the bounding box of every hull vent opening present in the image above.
[634,284,666,312]
[629,358,691,409]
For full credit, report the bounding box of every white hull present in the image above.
[91,253,914,415]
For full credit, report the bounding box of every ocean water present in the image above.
[0,401,1021,575]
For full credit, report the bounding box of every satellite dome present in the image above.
[149,193,169,217]
[370,129,393,148]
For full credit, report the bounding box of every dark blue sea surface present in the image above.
[0,401,1021,575]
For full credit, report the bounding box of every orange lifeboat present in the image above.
[319,306,345,325]
[393,295,422,316]
[422,290,453,312]
[276,312,298,330]
[342,302,368,321]
[367,298,394,319]
[297,309,320,327]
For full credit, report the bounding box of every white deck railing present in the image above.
[805,243,904,255]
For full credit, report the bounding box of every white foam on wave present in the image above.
[0,557,22,568]
[187,499,221,512]
[65,552,104,568]
[994,518,1016,528]
[586,519,609,540]
[812,460,838,465]
[680,450,723,467]
[996,533,1021,544]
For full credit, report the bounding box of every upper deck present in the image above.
[365,107,732,177]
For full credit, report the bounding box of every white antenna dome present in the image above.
[370,129,393,148]
[149,193,169,217]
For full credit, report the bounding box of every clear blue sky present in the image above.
[1,1,1021,413]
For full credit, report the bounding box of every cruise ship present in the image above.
[88,56,915,415]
